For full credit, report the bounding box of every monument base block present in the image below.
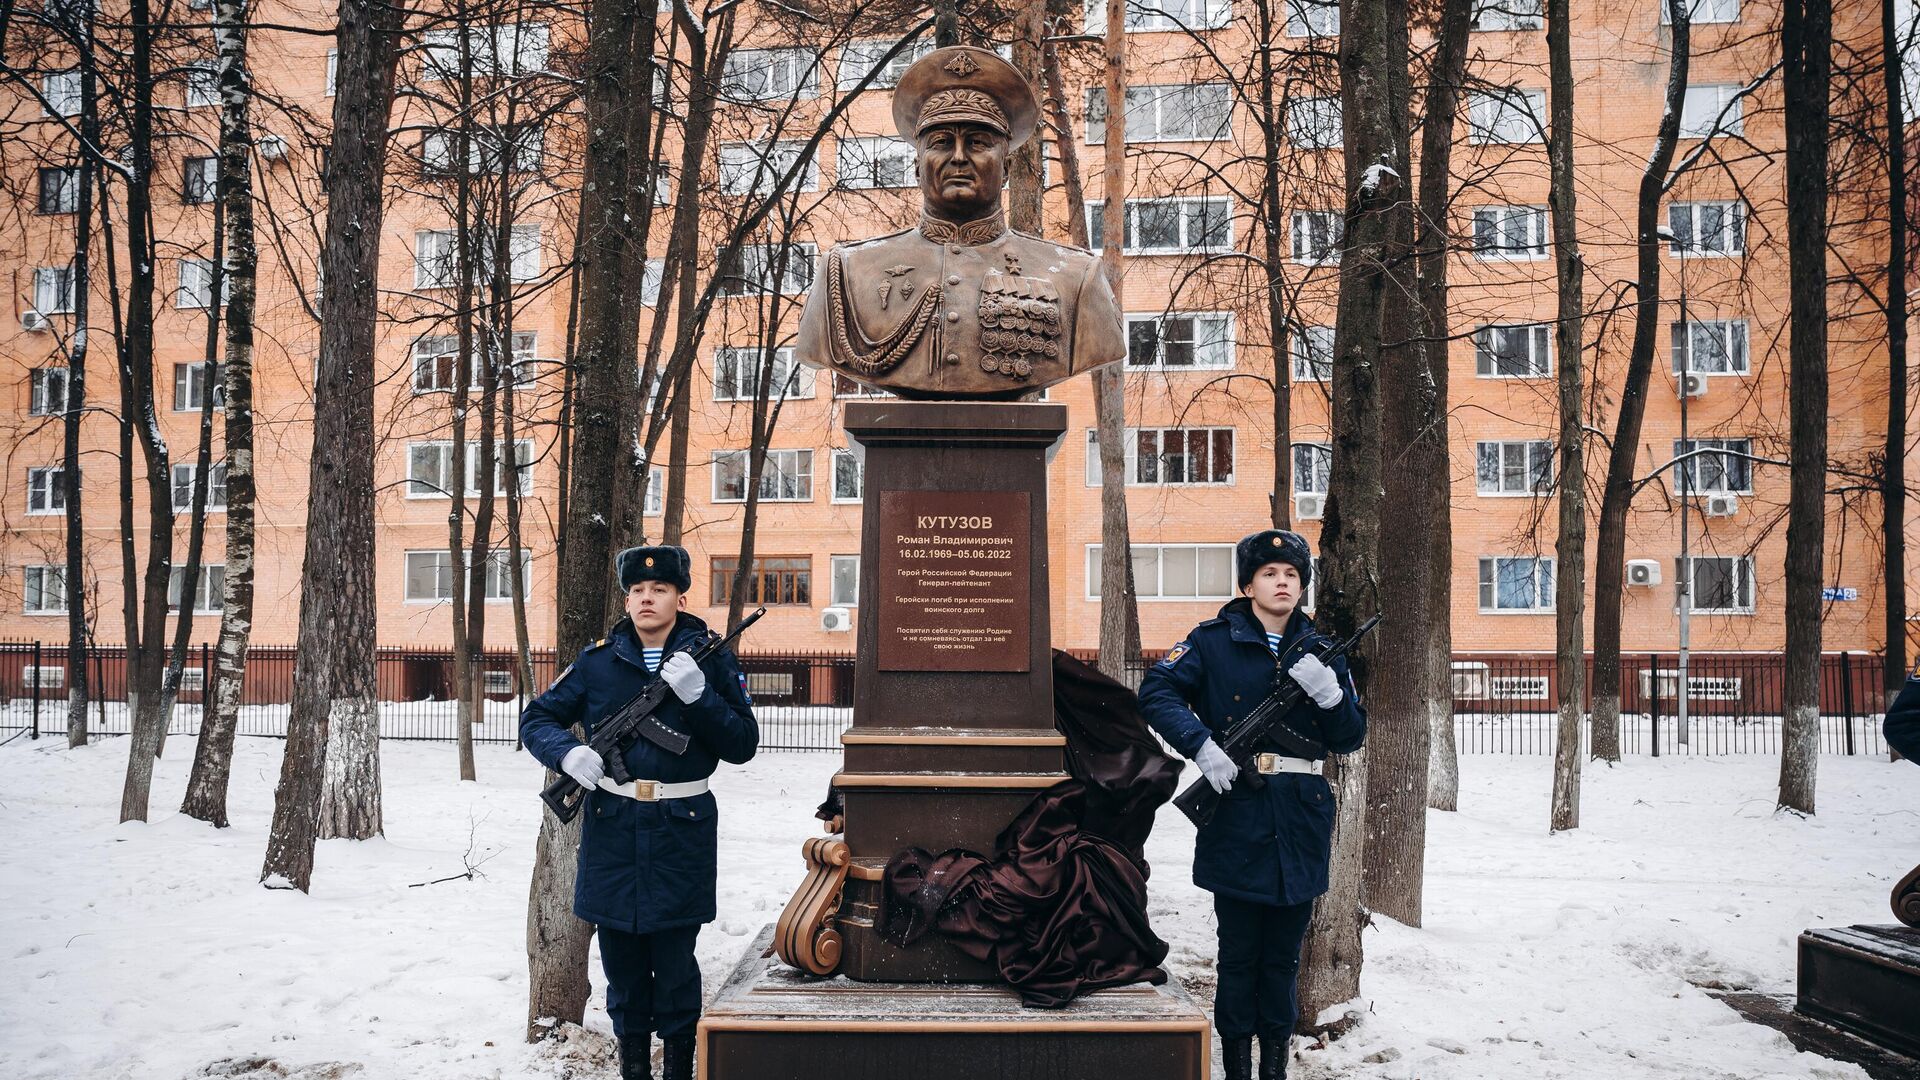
[1796,924,1920,1058]
[701,926,1212,1080]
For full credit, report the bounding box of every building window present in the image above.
[1668,200,1745,256]
[171,462,229,512]
[719,140,818,196]
[835,136,915,189]
[410,332,536,393]
[713,346,812,402]
[1475,439,1553,495]
[1088,198,1232,254]
[30,368,69,416]
[1471,205,1548,260]
[33,266,76,314]
[402,550,529,602]
[1671,319,1749,374]
[1087,427,1235,486]
[1087,543,1235,600]
[1291,325,1334,381]
[1663,0,1740,25]
[1085,84,1232,143]
[183,156,218,204]
[1085,0,1232,33]
[38,167,79,214]
[177,258,228,309]
[167,564,225,612]
[642,463,664,516]
[1477,556,1554,612]
[1294,442,1331,494]
[1470,0,1542,30]
[1673,437,1753,494]
[716,243,816,296]
[832,373,892,399]
[829,554,859,606]
[483,550,530,600]
[641,259,664,306]
[1683,555,1753,613]
[1467,88,1545,144]
[720,48,819,102]
[326,48,337,95]
[414,224,542,289]
[1285,96,1341,149]
[421,124,544,176]
[405,440,533,498]
[1680,84,1743,138]
[24,565,67,614]
[1290,210,1343,265]
[420,23,550,79]
[837,38,934,91]
[712,448,814,503]
[1282,0,1339,36]
[1474,323,1552,378]
[1126,313,1233,369]
[711,556,812,606]
[173,362,223,411]
[831,448,863,502]
[42,70,81,116]
[185,62,219,108]
[27,467,65,514]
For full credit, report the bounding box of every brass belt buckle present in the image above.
[1255,752,1279,775]
[633,780,658,801]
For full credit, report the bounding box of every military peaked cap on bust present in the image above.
[892,46,1039,149]
[1236,529,1314,591]
[617,544,692,592]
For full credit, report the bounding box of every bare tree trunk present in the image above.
[1254,0,1291,531]
[1778,0,1830,814]
[1546,0,1587,832]
[1095,0,1137,680]
[183,0,257,826]
[261,0,400,887]
[447,26,480,786]
[504,372,536,697]
[1007,0,1045,236]
[1883,0,1909,706]
[63,15,100,750]
[1298,0,1403,1031]
[1589,5,1689,766]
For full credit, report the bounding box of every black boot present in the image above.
[1224,1035,1254,1080]
[662,1034,694,1080]
[1258,1031,1288,1079]
[617,1032,652,1080]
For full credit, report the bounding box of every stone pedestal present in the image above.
[1796,924,1920,1058]
[702,927,1212,1080]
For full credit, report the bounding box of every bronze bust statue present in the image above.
[794,46,1128,400]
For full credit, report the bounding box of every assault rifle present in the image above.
[1171,613,1381,829]
[540,606,766,824]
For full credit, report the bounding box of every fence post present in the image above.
[1840,651,1856,756]
[1648,653,1661,758]
[31,640,41,739]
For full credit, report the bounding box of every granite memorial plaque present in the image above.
[876,489,1031,672]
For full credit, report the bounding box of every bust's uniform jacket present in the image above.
[520,611,759,934]
[793,221,1129,399]
[1138,598,1366,907]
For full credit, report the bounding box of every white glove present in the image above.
[561,745,605,789]
[1195,739,1240,794]
[661,652,707,705]
[1289,653,1343,710]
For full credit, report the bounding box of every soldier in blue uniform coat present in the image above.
[1139,530,1366,1080]
[521,545,759,1080]
[1888,673,1920,763]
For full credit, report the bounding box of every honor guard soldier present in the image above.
[1888,672,1920,763]
[520,546,759,1080]
[1138,530,1367,1080]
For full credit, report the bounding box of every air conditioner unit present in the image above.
[820,606,852,633]
[1294,493,1326,521]
[257,134,288,161]
[21,311,49,332]
[1679,372,1708,398]
[1704,493,1739,517]
[1626,559,1662,587]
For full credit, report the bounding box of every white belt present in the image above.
[597,777,709,802]
[1253,753,1322,776]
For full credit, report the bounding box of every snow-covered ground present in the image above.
[0,735,1913,1079]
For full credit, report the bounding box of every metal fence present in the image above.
[0,641,1894,758]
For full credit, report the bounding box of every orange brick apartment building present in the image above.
[1,0,1913,659]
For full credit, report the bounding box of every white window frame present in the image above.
[1125,312,1235,370]
[1088,197,1233,254]
[1663,0,1740,25]
[1468,88,1545,144]
[410,331,536,394]
[1667,200,1746,257]
[1474,439,1553,496]
[1285,95,1342,149]
[1682,555,1754,614]
[1471,0,1542,30]
[33,266,75,315]
[1282,0,1339,36]
[413,225,542,289]
[719,140,818,197]
[713,346,813,402]
[1474,323,1553,379]
[1290,210,1343,265]
[30,368,69,416]
[835,136,916,190]
[405,440,533,498]
[27,467,65,515]
[183,156,218,204]
[716,243,816,296]
[39,166,80,214]
[171,462,229,512]
[421,124,544,176]
[721,48,820,102]
[1680,84,1744,138]
[831,447,864,503]
[829,554,860,606]
[1671,318,1750,374]
[1471,205,1549,260]
[24,565,67,614]
[1673,437,1753,494]
[1293,442,1331,495]
[1092,426,1236,486]
[1086,543,1236,601]
[1085,0,1232,33]
[420,23,550,80]
[42,70,81,116]
[1085,84,1233,143]
[1477,555,1556,613]
[711,448,815,503]
[482,549,531,601]
[1290,325,1334,381]
[167,564,225,613]
[404,550,454,603]
[641,258,665,306]
[836,38,934,91]
[832,373,893,399]
[176,258,227,310]
[185,62,219,108]
[174,361,224,411]
[326,49,337,95]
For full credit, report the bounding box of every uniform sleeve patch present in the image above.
[738,671,754,704]
[1159,642,1192,667]
[548,662,575,691]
